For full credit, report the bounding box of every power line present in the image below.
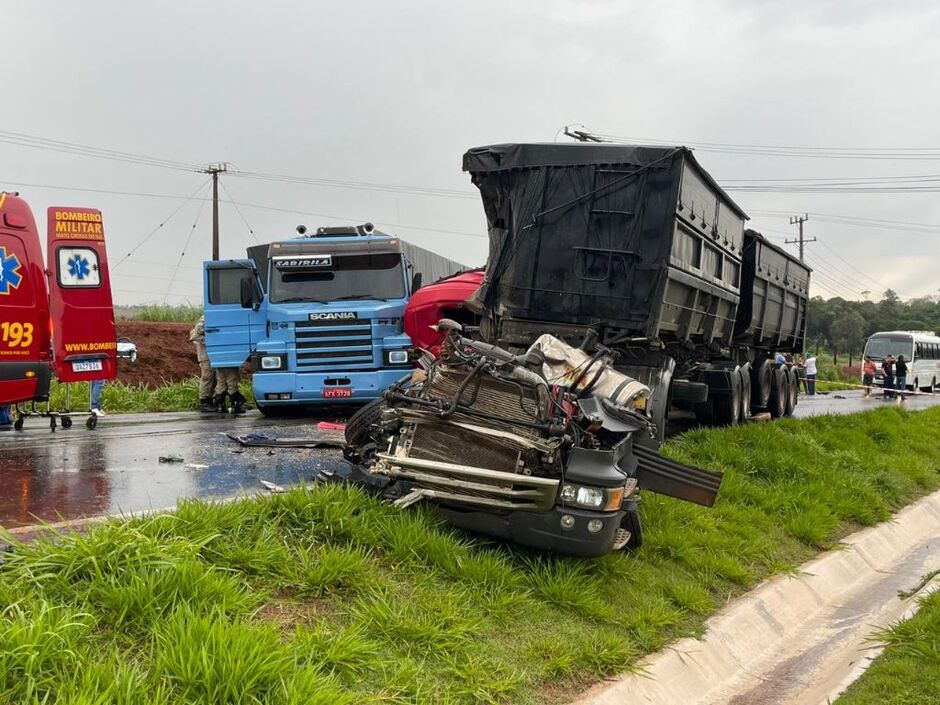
[0,130,201,172]
[113,180,211,269]
[164,188,210,303]
[229,169,477,200]
[220,181,261,245]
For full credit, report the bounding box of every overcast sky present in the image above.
[4,0,940,304]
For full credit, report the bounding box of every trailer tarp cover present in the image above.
[462,142,750,347]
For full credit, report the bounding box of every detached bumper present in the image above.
[439,505,625,557]
[253,368,407,405]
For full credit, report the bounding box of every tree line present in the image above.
[806,291,940,361]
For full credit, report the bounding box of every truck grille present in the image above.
[294,319,373,367]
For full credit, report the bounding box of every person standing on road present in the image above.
[189,316,217,413]
[804,354,817,396]
[882,355,896,399]
[895,355,909,401]
[213,367,246,415]
[795,355,808,393]
[89,379,106,416]
[775,351,786,368]
[862,356,877,398]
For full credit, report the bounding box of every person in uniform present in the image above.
[189,316,217,413]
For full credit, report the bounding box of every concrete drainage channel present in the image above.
[574,488,940,705]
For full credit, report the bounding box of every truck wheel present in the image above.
[770,367,787,418]
[752,359,773,409]
[738,366,752,421]
[784,367,798,416]
[344,398,386,446]
[256,403,293,418]
[714,371,742,426]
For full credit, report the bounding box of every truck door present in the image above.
[0,195,51,404]
[46,207,118,384]
[203,260,265,368]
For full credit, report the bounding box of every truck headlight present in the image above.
[260,355,283,370]
[384,349,410,365]
[559,483,625,511]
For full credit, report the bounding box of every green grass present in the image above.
[1,406,939,704]
[42,377,254,413]
[836,588,940,704]
[129,304,203,323]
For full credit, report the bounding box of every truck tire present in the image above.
[344,398,386,446]
[256,403,293,418]
[784,367,798,416]
[694,400,715,426]
[738,366,752,421]
[713,371,742,426]
[752,359,773,409]
[769,367,787,418]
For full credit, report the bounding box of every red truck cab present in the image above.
[0,193,52,405]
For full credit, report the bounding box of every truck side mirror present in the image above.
[411,272,423,293]
[240,277,260,310]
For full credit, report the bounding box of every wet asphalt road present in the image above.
[2,389,940,530]
[0,410,349,530]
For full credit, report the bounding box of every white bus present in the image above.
[863,330,940,392]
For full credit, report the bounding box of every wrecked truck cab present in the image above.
[343,324,722,557]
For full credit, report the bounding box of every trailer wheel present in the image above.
[769,367,787,418]
[752,359,773,409]
[61,416,73,430]
[85,415,98,430]
[714,371,742,426]
[344,398,386,446]
[694,400,716,426]
[738,366,752,421]
[785,367,798,415]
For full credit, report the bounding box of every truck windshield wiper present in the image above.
[276,297,330,304]
[332,294,390,301]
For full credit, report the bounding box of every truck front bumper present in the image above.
[253,368,408,405]
[438,505,625,558]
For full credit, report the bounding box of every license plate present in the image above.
[323,387,353,399]
[72,360,103,372]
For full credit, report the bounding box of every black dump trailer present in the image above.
[462,143,811,442]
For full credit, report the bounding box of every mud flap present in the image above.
[632,443,723,507]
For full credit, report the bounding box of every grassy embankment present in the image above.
[43,378,254,414]
[2,406,939,704]
[836,586,940,705]
[127,304,203,323]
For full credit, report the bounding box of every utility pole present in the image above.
[786,213,816,261]
[200,163,228,259]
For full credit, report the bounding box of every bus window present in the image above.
[864,334,914,361]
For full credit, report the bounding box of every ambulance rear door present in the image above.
[46,207,117,384]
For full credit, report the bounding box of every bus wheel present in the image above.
[933,377,937,392]
[770,368,787,418]
[785,367,798,416]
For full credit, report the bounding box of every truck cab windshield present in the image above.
[271,253,405,304]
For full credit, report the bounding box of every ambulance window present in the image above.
[208,267,249,305]
[57,246,101,288]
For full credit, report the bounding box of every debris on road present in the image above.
[259,479,286,493]
[226,432,344,449]
[158,454,184,463]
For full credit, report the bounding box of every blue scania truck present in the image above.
[202,223,465,415]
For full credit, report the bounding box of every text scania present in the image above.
[309,312,357,321]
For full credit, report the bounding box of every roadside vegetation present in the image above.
[836,587,940,705]
[44,378,254,413]
[1,406,939,704]
[125,304,203,323]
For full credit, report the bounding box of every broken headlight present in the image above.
[559,483,625,512]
